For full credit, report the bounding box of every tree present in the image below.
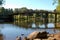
[56,5,60,13]
[0,7,5,14]
[19,7,28,15]
[4,8,13,15]
[13,8,19,15]
[0,0,5,13]
[34,9,40,17]
[0,0,4,5]
[56,0,60,13]
[53,0,60,13]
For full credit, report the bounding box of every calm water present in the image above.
[0,23,60,40]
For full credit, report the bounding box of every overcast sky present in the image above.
[2,0,57,10]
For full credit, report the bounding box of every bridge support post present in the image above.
[45,12,48,28]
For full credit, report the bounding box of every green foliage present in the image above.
[58,0,60,4]
[0,7,13,16]
[56,5,60,13]
[0,7,4,14]
[19,7,28,13]
[53,0,60,13]
[0,0,4,5]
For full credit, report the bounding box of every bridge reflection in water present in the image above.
[13,11,60,29]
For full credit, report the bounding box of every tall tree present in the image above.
[53,0,60,13]
[56,0,60,13]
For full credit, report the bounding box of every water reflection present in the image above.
[47,23,54,28]
[0,24,59,40]
[39,24,45,28]
[32,23,55,28]
[14,20,55,28]
[32,23,36,28]
[14,16,56,28]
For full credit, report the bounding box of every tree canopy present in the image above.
[0,0,4,5]
[53,0,60,13]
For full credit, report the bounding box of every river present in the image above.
[0,23,60,40]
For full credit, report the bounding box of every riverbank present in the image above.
[16,31,60,40]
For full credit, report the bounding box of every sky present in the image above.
[2,0,57,10]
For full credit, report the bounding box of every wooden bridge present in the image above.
[13,10,60,28]
[0,10,60,28]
